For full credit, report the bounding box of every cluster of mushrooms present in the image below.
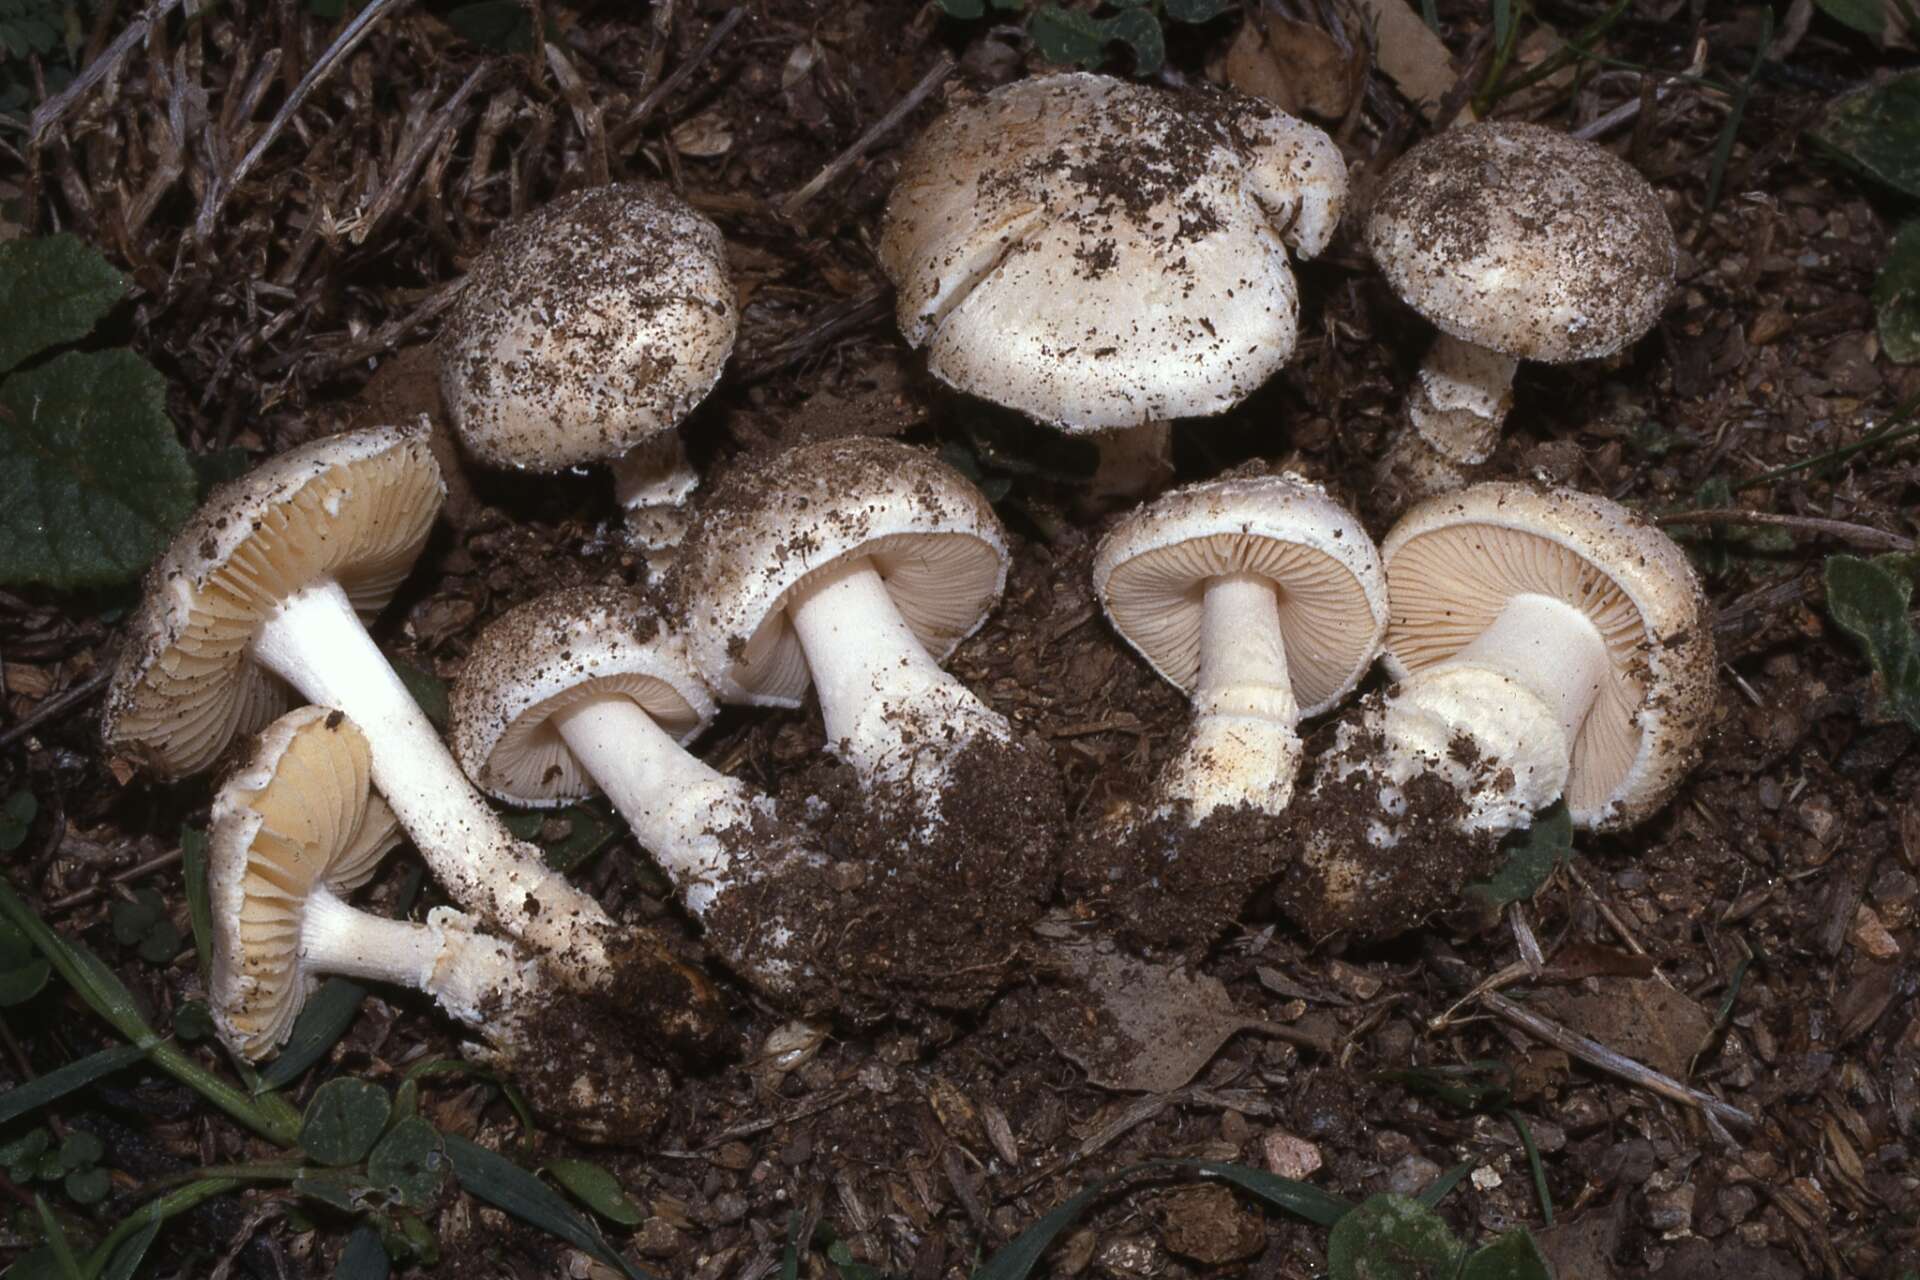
[99,73,1718,1141]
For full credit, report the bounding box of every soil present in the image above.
[4,1,1920,1278]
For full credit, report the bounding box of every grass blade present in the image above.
[259,978,367,1090]
[0,1042,148,1126]
[34,1196,84,1280]
[1417,1160,1475,1208]
[444,1134,659,1280]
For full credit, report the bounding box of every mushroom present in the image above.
[1366,122,1676,496]
[450,585,828,1009]
[673,437,1062,1012]
[211,706,674,1141]
[102,426,725,1055]
[879,72,1346,499]
[439,182,736,562]
[1069,470,1385,950]
[1276,482,1716,939]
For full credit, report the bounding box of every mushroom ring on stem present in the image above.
[879,71,1347,499]
[1093,471,1387,822]
[451,586,830,1010]
[674,437,1062,1013]
[439,182,737,559]
[102,426,725,1054]
[1366,123,1676,495]
[211,707,674,1141]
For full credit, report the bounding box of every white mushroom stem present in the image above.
[1156,572,1302,823]
[1088,422,1174,501]
[1381,592,1610,837]
[550,696,774,917]
[1407,333,1519,467]
[609,432,699,558]
[299,896,538,1033]
[785,556,1009,798]
[251,579,616,981]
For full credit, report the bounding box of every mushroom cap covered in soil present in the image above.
[1365,122,1676,365]
[673,436,1009,706]
[102,425,443,779]
[1380,482,1715,829]
[209,705,407,1057]
[879,72,1346,432]
[439,182,736,472]
[450,585,714,808]
[1092,470,1388,716]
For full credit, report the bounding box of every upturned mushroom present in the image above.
[1276,482,1716,939]
[439,182,736,561]
[880,72,1346,498]
[1072,470,1387,949]
[673,436,1062,1012]
[1366,122,1676,495]
[211,706,673,1140]
[451,585,830,1010]
[102,426,724,1054]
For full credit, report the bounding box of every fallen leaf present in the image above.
[1222,14,1356,119]
[1538,977,1711,1079]
[669,110,733,158]
[1155,1185,1266,1264]
[1338,0,1473,123]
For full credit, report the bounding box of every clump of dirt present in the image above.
[1065,799,1289,954]
[494,982,681,1146]
[592,924,736,1063]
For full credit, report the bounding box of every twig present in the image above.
[258,278,465,377]
[0,668,113,752]
[47,847,186,913]
[1481,990,1754,1128]
[1655,508,1914,552]
[736,287,892,384]
[27,0,186,147]
[778,54,954,217]
[612,6,748,148]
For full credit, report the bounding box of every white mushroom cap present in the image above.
[1366,122,1676,364]
[879,72,1347,432]
[103,425,443,779]
[1093,472,1388,717]
[450,586,715,808]
[1381,482,1715,829]
[674,437,1008,706]
[439,182,737,472]
[208,705,406,1057]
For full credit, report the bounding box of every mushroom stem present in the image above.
[1088,422,1174,500]
[1407,333,1518,467]
[1385,592,1611,834]
[609,432,698,557]
[251,579,615,979]
[550,695,757,917]
[785,556,1008,793]
[1158,572,1302,821]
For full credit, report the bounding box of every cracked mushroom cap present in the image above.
[1381,482,1715,830]
[1366,122,1677,364]
[102,425,444,780]
[439,182,737,472]
[879,72,1347,432]
[209,706,404,1059]
[450,585,715,808]
[674,437,1008,706]
[1093,472,1388,716]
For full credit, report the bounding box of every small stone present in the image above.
[1647,1183,1695,1235]
[710,1141,753,1171]
[1326,958,1383,1000]
[1263,1131,1323,1180]
[1387,1154,1443,1198]
[1749,308,1792,345]
[1095,1234,1162,1277]
[1851,905,1901,960]
[1155,1185,1265,1265]
[1470,1164,1503,1191]
[634,1217,683,1258]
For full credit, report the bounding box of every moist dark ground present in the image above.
[3,1,1918,1277]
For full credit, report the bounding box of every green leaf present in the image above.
[501,802,621,874]
[1812,0,1889,35]
[32,1199,83,1280]
[1459,1228,1553,1280]
[56,1131,102,1171]
[0,348,197,588]
[1164,0,1232,20]
[300,1078,392,1167]
[181,826,213,985]
[1326,1194,1464,1280]
[136,919,181,964]
[1816,70,1920,199]
[1468,802,1574,906]
[0,234,128,376]
[259,978,367,1089]
[1416,1161,1474,1208]
[173,999,216,1042]
[388,656,448,729]
[1102,8,1165,74]
[0,957,51,1005]
[443,1134,658,1280]
[1381,1061,1513,1112]
[546,1158,645,1226]
[96,1214,163,1280]
[1028,4,1108,67]
[0,1127,50,1166]
[367,1116,449,1212]
[292,1167,376,1214]
[376,1211,441,1267]
[443,0,532,51]
[0,790,36,852]
[334,1222,392,1280]
[1825,553,1920,730]
[0,1042,148,1126]
[109,890,162,947]
[61,1166,110,1205]
[1875,221,1920,364]
[938,0,985,15]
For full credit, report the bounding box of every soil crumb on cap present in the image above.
[708,733,1064,1021]
[1065,802,1289,955]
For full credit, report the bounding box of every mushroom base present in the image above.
[709,731,1064,1021]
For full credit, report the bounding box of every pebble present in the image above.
[1387,1154,1443,1197]
[1263,1131,1323,1180]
